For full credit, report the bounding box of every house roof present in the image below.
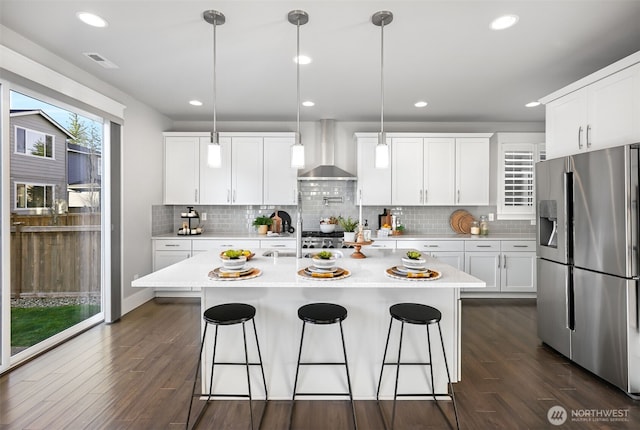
[10,109,75,139]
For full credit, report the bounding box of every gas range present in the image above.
[301,231,353,249]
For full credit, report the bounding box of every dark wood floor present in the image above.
[1,298,638,429]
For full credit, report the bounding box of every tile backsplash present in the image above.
[152,180,535,236]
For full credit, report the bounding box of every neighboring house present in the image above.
[9,109,72,214]
[67,142,101,208]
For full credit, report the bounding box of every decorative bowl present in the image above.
[320,223,336,233]
[401,257,426,270]
[312,255,337,269]
[220,255,247,270]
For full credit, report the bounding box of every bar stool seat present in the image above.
[290,303,357,430]
[186,303,267,430]
[376,303,459,430]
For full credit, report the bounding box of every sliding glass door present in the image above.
[7,90,105,361]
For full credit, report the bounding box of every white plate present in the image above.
[219,266,251,275]
[308,265,338,273]
[395,266,428,274]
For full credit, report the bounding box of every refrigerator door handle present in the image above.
[568,267,575,331]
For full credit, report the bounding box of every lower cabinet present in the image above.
[463,240,536,294]
[153,239,191,271]
[396,240,464,271]
[192,239,261,255]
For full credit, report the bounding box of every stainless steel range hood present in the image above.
[298,119,356,181]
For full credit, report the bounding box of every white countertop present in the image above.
[133,248,486,289]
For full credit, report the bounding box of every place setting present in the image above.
[297,251,351,280]
[209,249,261,280]
[386,250,441,281]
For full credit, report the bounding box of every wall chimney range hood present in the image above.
[298,119,357,181]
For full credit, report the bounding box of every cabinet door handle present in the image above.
[457,190,460,203]
[424,189,428,204]
[586,124,592,148]
[578,126,583,149]
[227,190,231,203]
[293,189,296,204]
[195,189,198,202]
[233,189,236,203]
[497,255,501,269]
[419,189,423,204]
[503,254,507,269]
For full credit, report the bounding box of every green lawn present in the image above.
[11,304,101,348]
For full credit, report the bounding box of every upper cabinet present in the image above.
[356,135,392,205]
[385,134,490,206]
[163,132,295,205]
[542,56,640,159]
[263,136,298,205]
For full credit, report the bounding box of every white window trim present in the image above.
[14,181,56,210]
[14,125,56,160]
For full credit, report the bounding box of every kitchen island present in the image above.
[132,248,485,400]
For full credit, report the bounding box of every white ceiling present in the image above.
[2,0,640,124]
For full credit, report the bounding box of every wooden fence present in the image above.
[10,214,101,298]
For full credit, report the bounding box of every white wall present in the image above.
[1,25,172,314]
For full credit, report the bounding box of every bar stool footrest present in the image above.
[294,392,353,397]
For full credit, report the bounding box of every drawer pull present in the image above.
[476,245,492,248]
[513,245,529,248]
[164,244,180,247]
[272,244,287,247]
[425,245,439,248]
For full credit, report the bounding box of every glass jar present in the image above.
[470,221,480,235]
[480,215,489,236]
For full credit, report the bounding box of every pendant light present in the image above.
[288,10,309,169]
[204,10,225,168]
[372,11,393,169]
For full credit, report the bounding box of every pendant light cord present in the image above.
[212,19,217,135]
[296,19,301,136]
[380,18,384,134]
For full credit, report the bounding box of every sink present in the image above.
[262,250,344,258]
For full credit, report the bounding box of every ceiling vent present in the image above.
[82,52,119,69]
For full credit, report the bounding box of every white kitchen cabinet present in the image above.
[544,63,640,159]
[391,135,489,206]
[500,241,537,293]
[153,239,192,271]
[164,136,200,204]
[391,137,423,205]
[165,132,295,205]
[396,240,464,270]
[463,240,536,294]
[455,138,490,206]
[369,240,396,250]
[356,135,392,205]
[260,239,296,249]
[192,239,261,255]
[263,137,298,205]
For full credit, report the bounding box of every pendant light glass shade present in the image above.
[375,132,389,169]
[207,132,222,168]
[204,10,225,168]
[372,11,393,169]
[291,132,305,168]
[288,10,308,169]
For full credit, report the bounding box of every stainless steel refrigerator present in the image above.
[536,144,640,399]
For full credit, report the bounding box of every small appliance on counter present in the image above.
[178,206,202,235]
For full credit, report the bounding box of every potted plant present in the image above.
[252,215,273,235]
[338,216,358,242]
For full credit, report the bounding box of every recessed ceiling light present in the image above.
[294,55,312,65]
[189,100,203,106]
[414,101,428,108]
[490,14,519,30]
[525,101,541,108]
[302,101,315,107]
[76,12,108,28]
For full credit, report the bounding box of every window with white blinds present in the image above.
[504,149,534,207]
[498,142,545,220]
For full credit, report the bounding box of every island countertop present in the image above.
[132,248,485,290]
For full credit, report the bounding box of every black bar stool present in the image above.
[289,302,357,430]
[376,303,459,430]
[186,303,267,430]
